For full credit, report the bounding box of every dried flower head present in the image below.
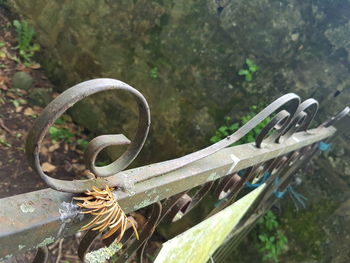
[74,186,139,242]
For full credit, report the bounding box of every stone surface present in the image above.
[11,71,33,90]
[28,88,52,107]
[7,0,350,165]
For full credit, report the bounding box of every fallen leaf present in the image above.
[29,63,41,69]
[0,75,9,84]
[17,89,28,95]
[48,143,60,152]
[24,107,35,116]
[72,163,85,172]
[40,146,49,155]
[42,162,56,173]
[33,106,42,112]
[15,106,23,112]
[6,92,16,99]
[0,84,7,91]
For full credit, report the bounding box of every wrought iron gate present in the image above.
[0,78,348,262]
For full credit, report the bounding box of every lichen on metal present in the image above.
[59,201,81,223]
[36,237,55,248]
[20,202,35,213]
[154,185,265,263]
[85,242,123,263]
[18,245,25,251]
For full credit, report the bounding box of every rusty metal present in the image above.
[0,78,348,262]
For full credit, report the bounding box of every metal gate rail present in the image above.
[0,78,348,262]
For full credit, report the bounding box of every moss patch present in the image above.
[281,201,337,262]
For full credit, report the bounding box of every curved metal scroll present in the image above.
[26,78,303,193]
[26,78,151,193]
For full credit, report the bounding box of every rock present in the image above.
[12,72,33,90]
[8,0,350,166]
[28,88,52,107]
[335,199,350,218]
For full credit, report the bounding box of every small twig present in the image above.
[0,119,11,133]
[55,238,64,263]
[47,239,60,250]
[63,254,79,259]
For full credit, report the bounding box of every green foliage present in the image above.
[256,211,288,262]
[0,0,7,7]
[210,105,271,145]
[11,98,27,108]
[150,67,158,79]
[0,137,11,147]
[238,58,258,81]
[48,126,74,143]
[76,138,89,150]
[13,20,40,63]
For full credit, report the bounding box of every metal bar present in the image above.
[0,126,335,259]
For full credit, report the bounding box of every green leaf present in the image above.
[245,72,252,81]
[54,118,66,125]
[77,138,89,150]
[238,69,249,76]
[210,136,220,143]
[246,58,253,67]
[250,64,258,72]
[13,20,21,30]
[30,43,40,52]
[259,234,268,242]
[12,99,20,108]
[224,116,231,122]
[218,126,228,133]
[229,123,240,131]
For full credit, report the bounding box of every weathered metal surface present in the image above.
[1,78,348,262]
[25,78,151,193]
[153,185,265,263]
[0,126,336,259]
[26,79,304,194]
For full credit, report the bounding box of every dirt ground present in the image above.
[0,6,161,262]
[0,6,94,263]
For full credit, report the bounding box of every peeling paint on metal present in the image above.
[59,201,80,223]
[20,203,35,213]
[36,236,54,248]
[119,173,136,195]
[228,154,240,174]
[0,254,13,262]
[85,242,122,263]
[18,245,25,251]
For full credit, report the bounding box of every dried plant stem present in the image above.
[74,186,139,242]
